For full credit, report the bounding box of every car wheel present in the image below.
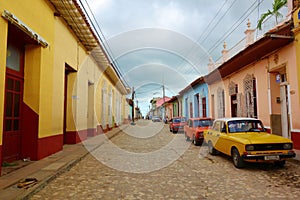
[274,160,286,168]
[193,135,200,146]
[208,141,218,155]
[232,148,244,168]
[184,132,190,141]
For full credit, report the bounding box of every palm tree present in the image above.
[257,0,287,30]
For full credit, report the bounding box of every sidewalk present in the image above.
[0,126,124,200]
[293,149,300,162]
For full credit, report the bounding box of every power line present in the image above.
[208,0,264,54]
[199,0,238,44]
[78,0,130,88]
[172,0,239,77]
[191,0,263,66]
[196,0,229,43]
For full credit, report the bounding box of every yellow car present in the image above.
[204,117,296,168]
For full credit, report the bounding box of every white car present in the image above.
[152,116,161,122]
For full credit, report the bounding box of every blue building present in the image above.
[179,77,209,119]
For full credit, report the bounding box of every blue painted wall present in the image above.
[181,82,209,119]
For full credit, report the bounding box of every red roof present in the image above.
[156,97,171,107]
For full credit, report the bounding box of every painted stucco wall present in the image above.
[293,7,300,129]
[96,74,126,129]
[0,0,55,139]
[181,82,209,119]
[268,43,300,130]
[52,13,81,135]
[0,0,129,159]
[207,80,225,119]
[207,41,299,134]
[0,18,8,146]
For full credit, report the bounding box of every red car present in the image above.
[169,117,187,133]
[184,118,214,146]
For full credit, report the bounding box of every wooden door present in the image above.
[3,29,24,162]
[3,75,23,162]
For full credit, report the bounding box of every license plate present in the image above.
[264,155,280,160]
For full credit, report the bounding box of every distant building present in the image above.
[179,77,209,119]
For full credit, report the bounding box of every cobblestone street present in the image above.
[31,120,300,200]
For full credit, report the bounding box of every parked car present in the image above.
[152,116,161,122]
[169,117,187,133]
[184,118,214,146]
[204,117,296,168]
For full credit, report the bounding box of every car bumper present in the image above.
[242,151,296,161]
[152,120,161,122]
[173,126,184,132]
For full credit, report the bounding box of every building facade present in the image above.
[205,19,300,149]
[179,77,209,119]
[0,0,130,174]
[292,2,300,149]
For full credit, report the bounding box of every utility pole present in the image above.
[162,83,166,121]
[131,87,135,125]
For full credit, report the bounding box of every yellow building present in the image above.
[292,1,300,150]
[0,0,129,174]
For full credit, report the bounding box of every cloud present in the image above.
[153,1,185,28]
[85,0,285,115]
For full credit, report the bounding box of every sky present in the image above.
[80,0,288,116]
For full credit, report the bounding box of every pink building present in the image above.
[205,20,300,149]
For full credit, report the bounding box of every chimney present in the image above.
[222,41,229,62]
[244,19,255,47]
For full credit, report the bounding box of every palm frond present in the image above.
[273,0,287,11]
[257,10,272,30]
[257,0,287,30]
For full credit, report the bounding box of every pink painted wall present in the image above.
[207,42,300,133]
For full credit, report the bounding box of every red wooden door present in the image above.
[3,75,23,162]
[3,29,24,162]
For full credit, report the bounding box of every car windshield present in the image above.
[194,119,213,127]
[173,119,181,123]
[227,120,265,133]
[173,118,186,123]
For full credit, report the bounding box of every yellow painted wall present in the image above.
[0,0,55,139]
[52,14,88,135]
[51,16,80,135]
[1,0,52,39]
[1,0,129,142]
[73,56,98,131]
[95,71,129,128]
[95,77,102,126]
[293,8,300,123]
[0,17,8,146]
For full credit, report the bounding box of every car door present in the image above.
[214,121,228,154]
[187,119,193,138]
[206,121,221,147]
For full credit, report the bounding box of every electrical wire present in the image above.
[208,0,264,55]
[173,0,240,77]
[199,0,238,44]
[78,0,130,88]
[187,0,263,67]
[180,0,265,78]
